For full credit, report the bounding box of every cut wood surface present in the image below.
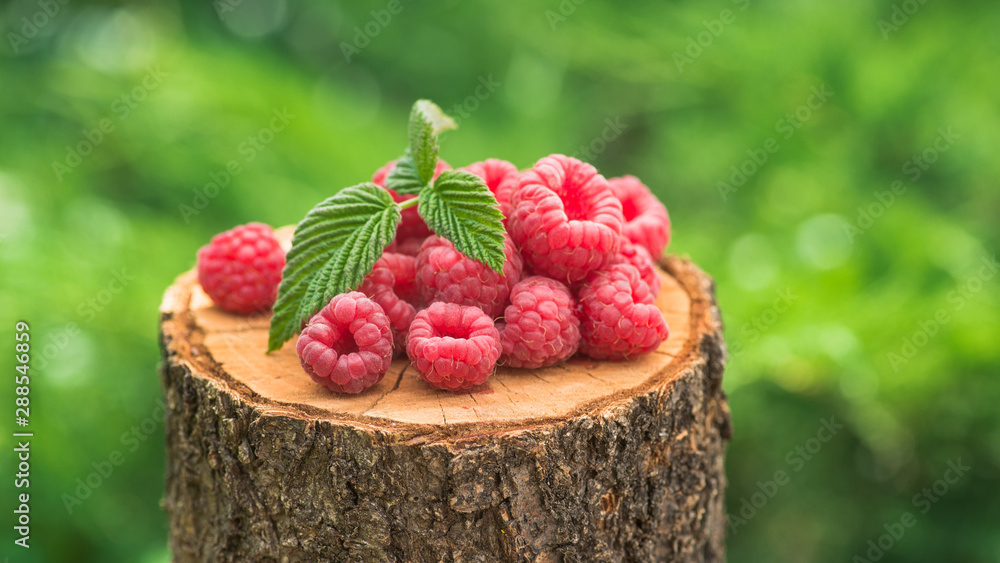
[159,253,731,562]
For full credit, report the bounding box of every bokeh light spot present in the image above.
[796,213,851,270]
[728,233,778,290]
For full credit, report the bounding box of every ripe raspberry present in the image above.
[296,292,393,394]
[507,154,624,285]
[360,253,418,351]
[461,159,520,221]
[499,276,581,368]
[415,234,524,318]
[406,302,502,391]
[372,158,451,240]
[607,175,671,258]
[386,235,428,257]
[197,222,285,315]
[578,263,669,360]
[612,241,662,299]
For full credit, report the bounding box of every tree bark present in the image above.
[158,256,731,562]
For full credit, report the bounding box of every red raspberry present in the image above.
[415,234,524,318]
[499,276,581,368]
[296,292,393,394]
[386,235,428,257]
[360,253,418,351]
[507,154,624,285]
[577,263,669,360]
[607,175,671,258]
[197,222,285,315]
[372,158,451,240]
[460,159,520,221]
[406,302,501,391]
[612,241,662,299]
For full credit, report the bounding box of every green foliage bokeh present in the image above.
[1,0,998,561]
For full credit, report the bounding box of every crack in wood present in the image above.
[365,365,407,415]
[495,379,520,408]
[531,372,553,384]
[438,396,448,425]
[546,363,572,374]
[584,371,611,385]
[467,393,482,419]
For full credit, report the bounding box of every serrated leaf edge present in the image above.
[419,170,506,274]
[267,183,400,351]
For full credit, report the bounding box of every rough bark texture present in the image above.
[159,257,731,562]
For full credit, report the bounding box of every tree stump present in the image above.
[158,254,731,562]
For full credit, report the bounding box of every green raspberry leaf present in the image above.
[268,183,400,352]
[418,170,506,274]
[414,99,458,135]
[408,100,455,185]
[385,151,425,195]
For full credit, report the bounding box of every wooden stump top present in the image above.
[159,256,716,438]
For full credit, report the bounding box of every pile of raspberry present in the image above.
[197,154,672,395]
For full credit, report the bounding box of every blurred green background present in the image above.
[1,0,998,561]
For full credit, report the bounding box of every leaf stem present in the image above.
[397,196,420,210]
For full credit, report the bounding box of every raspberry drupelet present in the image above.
[197,222,285,315]
[507,154,624,285]
[406,302,502,391]
[296,292,394,394]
